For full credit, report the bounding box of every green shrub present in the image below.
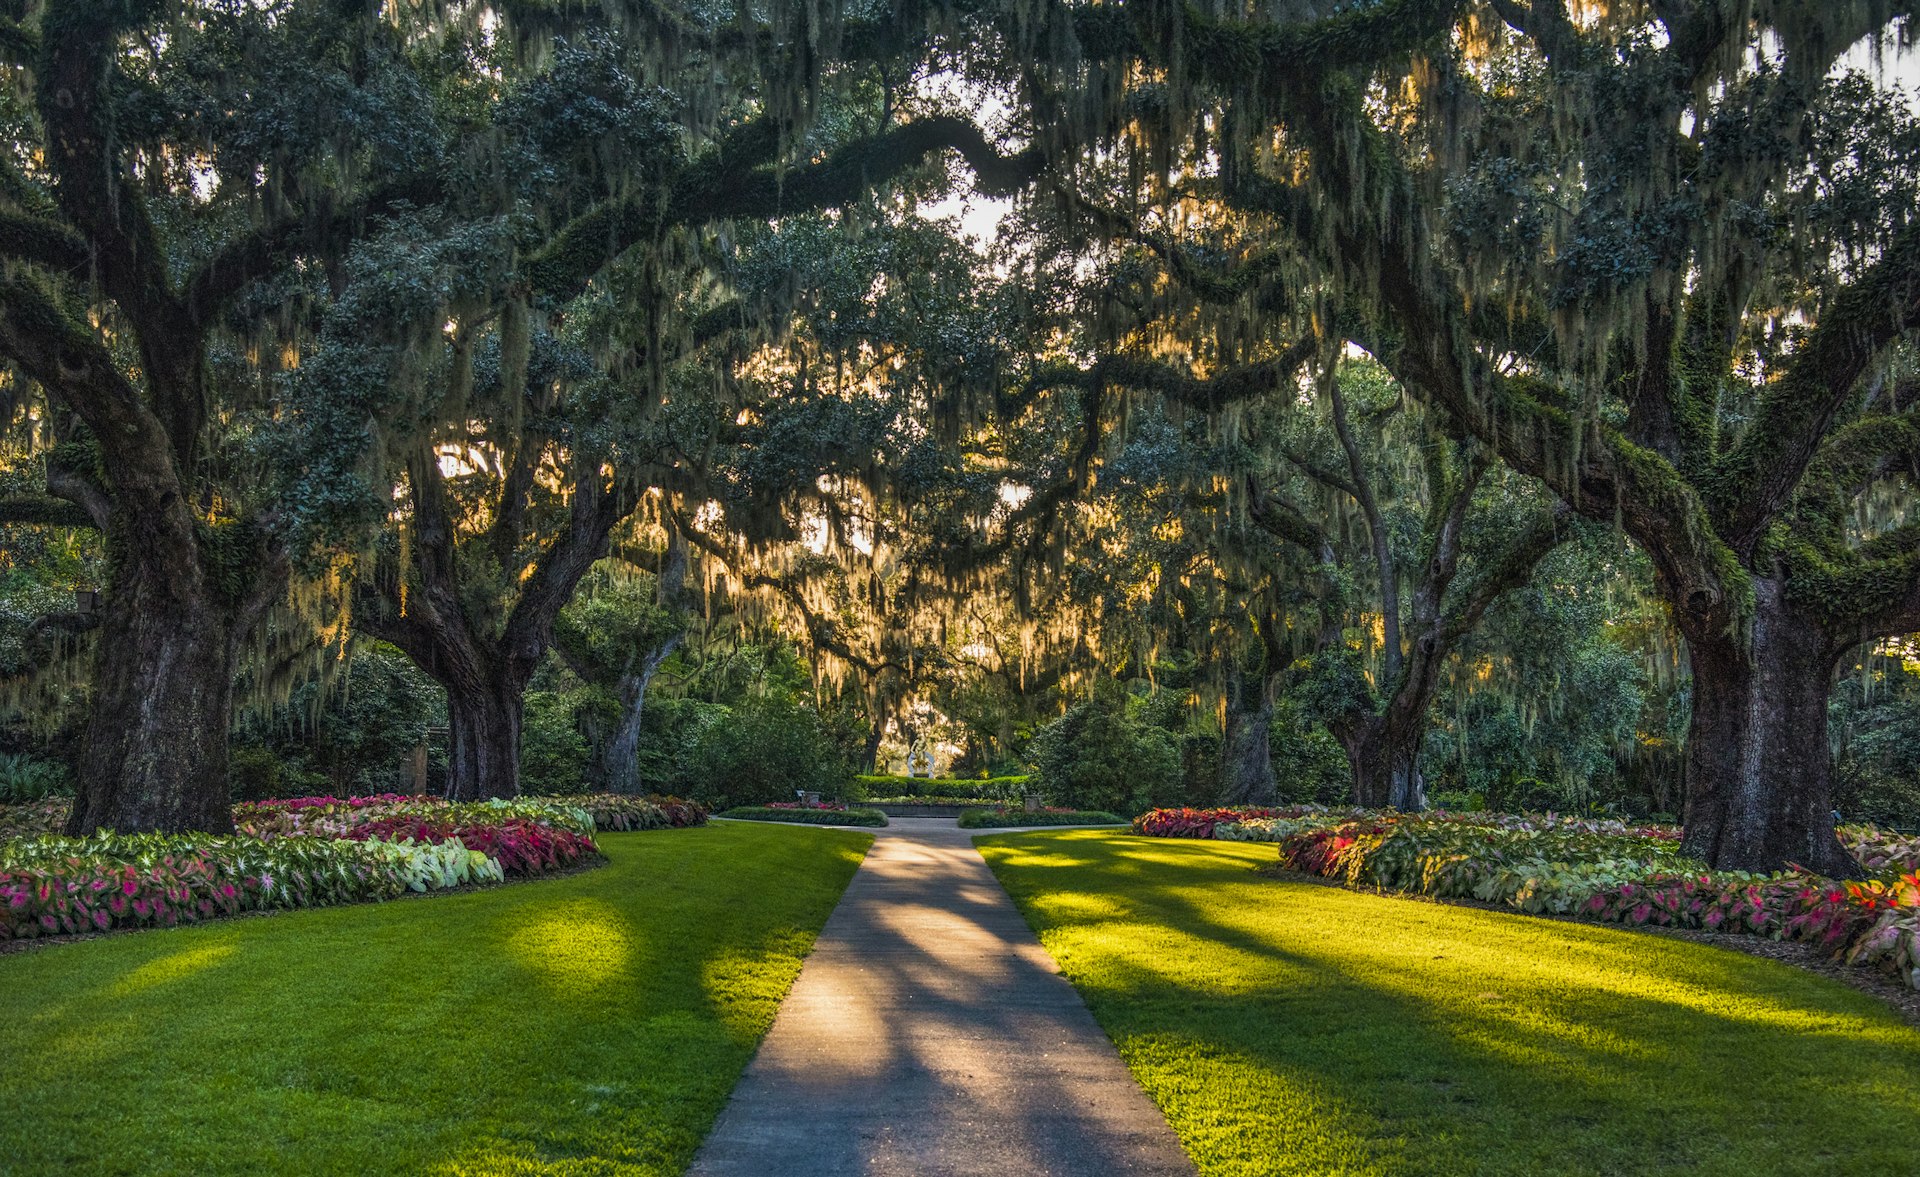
[719,806,887,827]
[230,643,445,796]
[0,752,70,803]
[226,746,284,803]
[1270,700,1352,805]
[1026,699,1181,816]
[520,689,593,795]
[957,807,1124,828]
[673,696,846,812]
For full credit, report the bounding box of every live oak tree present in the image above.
[0,1,454,832]
[1,0,1042,818]
[1249,361,1569,810]
[552,554,691,794]
[1017,0,1920,873]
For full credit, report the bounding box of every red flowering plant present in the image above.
[343,815,596,875]
[1130,807,1309,838]
[546,794,708,830]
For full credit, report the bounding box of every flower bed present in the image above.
[1,794,605,944]
[719,805,888,827]
[2,833,412,940]
[1131,806,1334,839]
[548,793,707,831]
[232,795,597,840]
[958,806,1125,828]
[1130,806,1920,991]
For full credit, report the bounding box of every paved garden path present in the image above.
[688,817,1195,1176]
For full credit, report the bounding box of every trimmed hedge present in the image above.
[720,806,889,828]
[852,776,1029,801]
[865,795,1003,807]
[958,807,1125,828]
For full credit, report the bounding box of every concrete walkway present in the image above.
[689,818,1194,1176]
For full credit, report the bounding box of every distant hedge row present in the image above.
[720,806,889,828]
[957,807,1125,828]
[852,776,1030,801]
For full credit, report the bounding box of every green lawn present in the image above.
[0,823,871,1176]
[978,831,1920,1177]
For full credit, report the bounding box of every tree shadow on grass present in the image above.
[0,824,873,1177]
[981,831,1920,1177]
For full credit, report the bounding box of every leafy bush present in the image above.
[230,643,445,797]
[957,806,1124,828]
[865,795,1004,807]
[1026,699,1181,817]
[0,797,70,841]
[719,806,887,827]
[521,689,594,796]
[674,696,847,813]
[226,745,289,802]
[0,752,70,803]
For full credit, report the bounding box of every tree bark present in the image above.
[1219,667,1279,804]
[1332,705,1428,811]
[1677,578,1856,876]
[65,566,240,835]
[444,670,529,802]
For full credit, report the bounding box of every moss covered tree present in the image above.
[1027,0,1920,872]
[0,1,459,832]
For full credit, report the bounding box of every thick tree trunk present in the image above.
[445,674,528,802]
[1678,578,1856,876]
[1219,670,1279,805]
[1334,710,1428,812]
[66,574,239,835]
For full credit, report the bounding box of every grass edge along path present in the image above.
[0,823,873,1177]
[978,830,1920,1177]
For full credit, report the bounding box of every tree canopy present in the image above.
[3,0,1918,873]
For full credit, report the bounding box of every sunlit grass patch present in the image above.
[0,823,870,1176]
[979,831,1920,1177]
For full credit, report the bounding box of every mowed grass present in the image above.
[978,831,1920,1177]
[0,823,871,1177]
